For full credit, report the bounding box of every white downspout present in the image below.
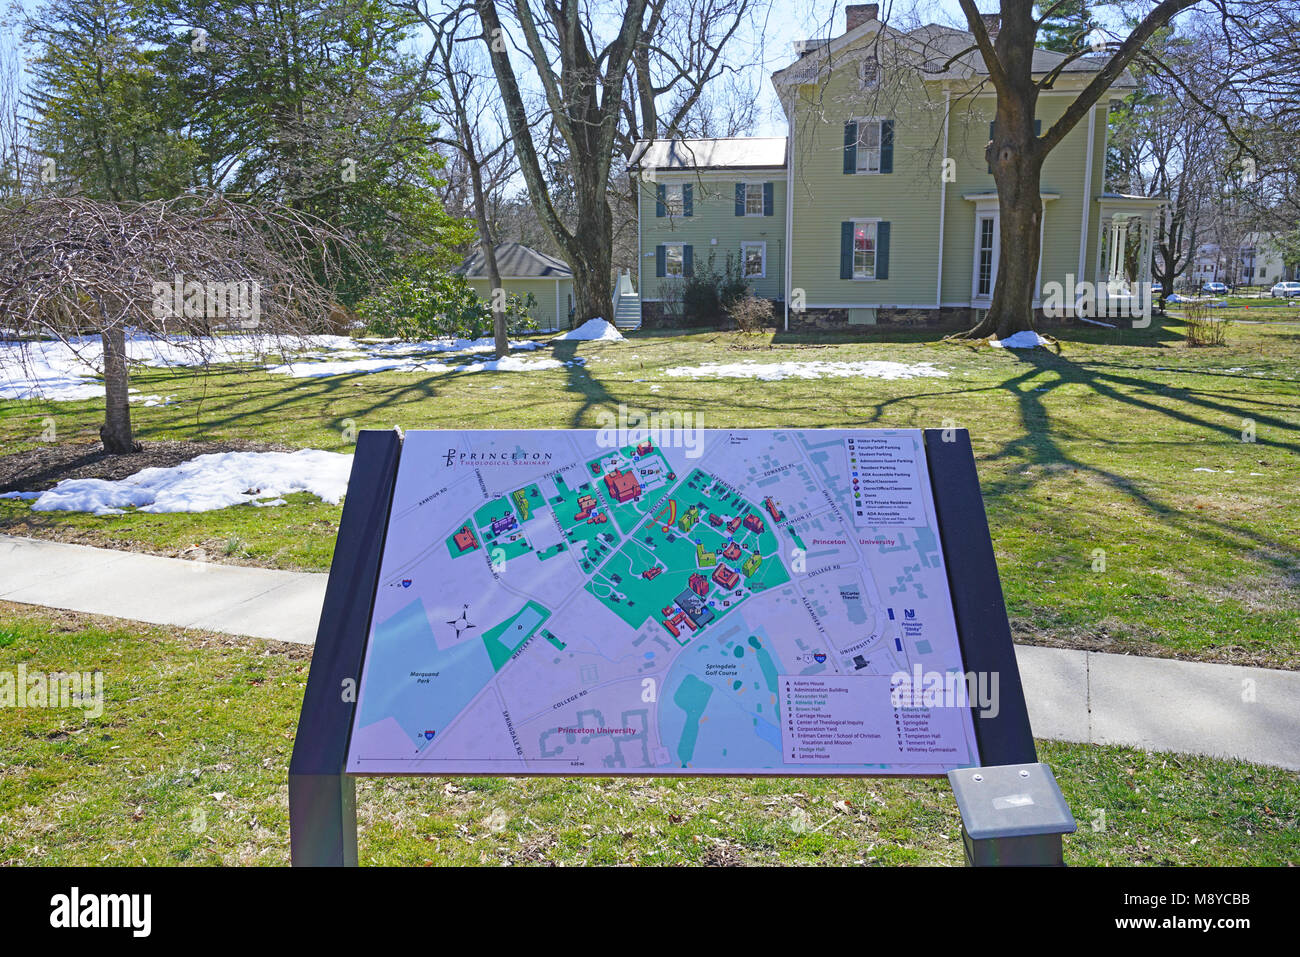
[784,100,795,332]
[1076,104,1097,310]
[636,165,643,324]
[936,87,950,310]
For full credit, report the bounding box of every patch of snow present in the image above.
[552,318,624,341]
[0,491,42,500]
[1192,467,1217,472]
[662,359,947,382]
[1,331,551,396]
[989,331,1053,349]
[453,356,565,374]
[27,449,353,515]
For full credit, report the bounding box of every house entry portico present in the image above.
[1094,193,1164,295]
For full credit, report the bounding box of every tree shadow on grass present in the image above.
[549,340,619,428]
[978,346,1300,573]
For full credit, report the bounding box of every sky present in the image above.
[727,1,975,135]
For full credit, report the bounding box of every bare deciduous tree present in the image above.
[0,194,364,452]
[474,0,650,325]
[413,0,524,355]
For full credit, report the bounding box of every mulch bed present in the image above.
[0,439,296,493]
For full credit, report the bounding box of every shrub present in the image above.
[682,251,748,325]
[728,294,773,333]
[358,273,537,339]
[1182,299,1231,346]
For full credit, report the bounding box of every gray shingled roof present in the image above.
[775,19,1135,89]
[454,243,572,279]
[629,137,788,171]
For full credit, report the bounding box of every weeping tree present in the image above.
[0,194,363,453]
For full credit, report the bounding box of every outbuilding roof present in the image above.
[628,137,788,172]
[454,243,572,279]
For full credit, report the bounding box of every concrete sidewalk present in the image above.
[2,534,1297,770]
[0,535,326,645]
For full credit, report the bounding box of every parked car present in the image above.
[1201,281,1229,295]
[1269,281,1300,298]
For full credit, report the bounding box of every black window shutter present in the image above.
[880,120,894,174]
[763,181,774,216]
[843,122,857,174]
[656,184,666,217]
[683,245,694,278]
[655,245,666,278]
[735,183,745,216]
[876,222,890,280]
[1034,119,1042,136]
[840,222,854,279]
[683,183,693,217]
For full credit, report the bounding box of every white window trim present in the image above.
[973,211,998,302]
[852,116,885,175]
[742,181,766,217]
[850,218,880,281]
[741,241,767,279]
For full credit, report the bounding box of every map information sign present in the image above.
[345,429,979,776]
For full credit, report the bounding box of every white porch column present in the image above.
[1108,217,1129,284]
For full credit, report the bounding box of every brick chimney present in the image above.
[980,14,1001,38]
[846,4,878,33]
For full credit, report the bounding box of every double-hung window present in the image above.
[663,184,684,216]
[856,120,883,173]
[664,243,685,277]
[853,223,876,279]
[743,183,764,216]
[742,242,766,279]
[976,216,996,298]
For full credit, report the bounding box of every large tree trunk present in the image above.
[973,154,1044,339]
[950,0,1205,340]
[100,325,139,454]
[568,204,615,326]
[570,244,614,329]
[960,14,1044,340]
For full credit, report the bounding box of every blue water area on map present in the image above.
[357,597,495,749]
[659,627,788,769]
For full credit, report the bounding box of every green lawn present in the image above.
[0,606,1294,866]
[2,315,1299,667]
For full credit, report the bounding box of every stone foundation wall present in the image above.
[643,299,1079,333]
[639,299,785,330]
[786,305,1076,332]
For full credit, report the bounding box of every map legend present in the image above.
[780,675,971,765]
[844,435,925,528]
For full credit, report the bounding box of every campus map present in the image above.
[345,429,980,775]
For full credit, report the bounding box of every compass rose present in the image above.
[446,604,477,639]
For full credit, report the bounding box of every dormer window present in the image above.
[860,56,880,89]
